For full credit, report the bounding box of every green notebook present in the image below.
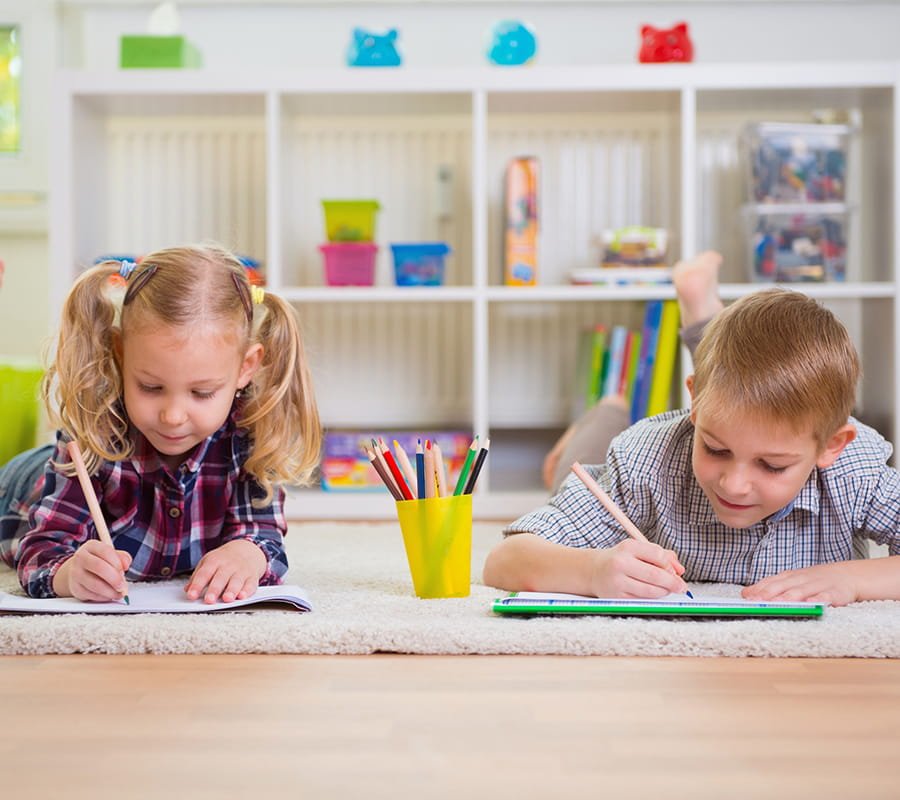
[492,591,824,619]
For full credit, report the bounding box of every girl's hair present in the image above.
[691,288,860,449]
[43,243,322,505]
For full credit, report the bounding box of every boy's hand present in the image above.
[742,563,859,607]
[185,539,267,604]
[590,538,689,598]
[52,541,132,602]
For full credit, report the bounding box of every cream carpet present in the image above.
[1,521,899,657]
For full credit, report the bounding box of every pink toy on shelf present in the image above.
[638,22,694,63]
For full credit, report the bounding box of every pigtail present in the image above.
[41,263,130,475]
[239,293,322,506]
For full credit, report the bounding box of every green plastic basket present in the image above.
[0,360,43,466]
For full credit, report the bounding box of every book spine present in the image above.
[602,326,629,398]
[645,300,681,417]
[629,300,663,423]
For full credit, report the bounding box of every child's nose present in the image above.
[160,403,187,426]
[719,467,751,496]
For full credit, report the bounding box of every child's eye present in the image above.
[703,443,728,457]
[138,383,162,393]
[761,462,788,474]
[193,390,216,400]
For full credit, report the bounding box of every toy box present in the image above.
[321,199,380,242]
[742,122,852,204]
[320,431,473,492]
[503,156,539,285]
[119,36,202,69]
[390,243,451,286]
[319,242,378,286]
[743,203,850,282]
[600,226,668,268]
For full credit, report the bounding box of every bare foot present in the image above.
[672,250,724,328]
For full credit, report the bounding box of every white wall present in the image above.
[3,0,900,361]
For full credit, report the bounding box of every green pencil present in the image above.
[453,436,479,496]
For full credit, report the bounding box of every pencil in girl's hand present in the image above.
[433,441,448,498]
[393,439,418,499]
[454,435,479,496]
[66,440,130,604]
[415,439,426,499]
[365,446,403,501]
[379,437,413,500]
[570,461,693,598]
[462,437,490,495]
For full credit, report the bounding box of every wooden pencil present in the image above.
[365,446,403,500]
[379,437,413,500]
[392,439,419,499]
[66,440,130,604]
[432,441,448,498]
[462,438,490,494]
[423,440,436,499]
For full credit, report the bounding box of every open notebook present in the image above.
[0,581,311,614]
[492,591,824,619]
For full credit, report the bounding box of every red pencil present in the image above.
[378,437,413,500]
[365,446,403,500]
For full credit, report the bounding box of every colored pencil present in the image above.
[370,438,400,497]
[379,437,413,500]
[393,439,418,499]
[454,435,479,496]
[432,441,448,498]
[415,439,426,499]
[66,440,130,604]
[365,447,403,500]
[462,437,490,495]
[423,440,436,499]
[570,461,693,598]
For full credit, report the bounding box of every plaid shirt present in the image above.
[15,412,288,598]
[507,410,900,585]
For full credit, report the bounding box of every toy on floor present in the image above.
[638,22,693,63]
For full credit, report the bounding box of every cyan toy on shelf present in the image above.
[487,20,537,66]
[346,28,402,67]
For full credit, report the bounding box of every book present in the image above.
[0,581,312,614]
[601,325,629,398]
[629,299,664,422]
[645,300,681,416]
[492,591,824,619]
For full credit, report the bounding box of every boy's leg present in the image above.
[0,444,53,566]
[672,250,724,358]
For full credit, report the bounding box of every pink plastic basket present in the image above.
[319,242,378,286]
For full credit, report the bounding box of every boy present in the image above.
[483,252,900,606]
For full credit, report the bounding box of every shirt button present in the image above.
[168,507,182,518]
[160,566,172,576]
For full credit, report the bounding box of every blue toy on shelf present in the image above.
[487,20,537,66]
[347,28,402,67]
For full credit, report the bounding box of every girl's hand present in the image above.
[742,563,859,607]
[185,539,267,604]
[590,538,688,599]
[53,541,132,602]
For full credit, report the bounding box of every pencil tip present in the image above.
[124,595,130,605]
[685,590,694,599]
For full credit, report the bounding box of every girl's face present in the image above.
[118,322,262,469]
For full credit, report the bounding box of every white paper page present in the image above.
[0,581,311,614]
[507,591,820,608]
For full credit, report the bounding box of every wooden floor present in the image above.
[2,655,899,799]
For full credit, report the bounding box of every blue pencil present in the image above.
[415,439,426,500]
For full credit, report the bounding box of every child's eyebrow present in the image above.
[698,427,801,459]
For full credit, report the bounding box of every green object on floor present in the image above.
[0,360,43,467]
[119,35,203,69]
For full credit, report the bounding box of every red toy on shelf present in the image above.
[638,22,694,63]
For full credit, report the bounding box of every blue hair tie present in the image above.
[118,260,137,279]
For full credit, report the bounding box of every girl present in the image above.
[0,243,321,603]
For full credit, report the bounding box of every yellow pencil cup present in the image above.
[396,494,472,599]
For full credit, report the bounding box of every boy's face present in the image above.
[690,407,821,528]
[686,375,856,530]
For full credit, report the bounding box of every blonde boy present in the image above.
[484,278,900,606]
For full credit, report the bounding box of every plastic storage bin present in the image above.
[0,360,43,467]
[390,243,451,286]
[319,242,378,286]
[321,199,380,242]
[743,203,850,283]
[742,122,852,204]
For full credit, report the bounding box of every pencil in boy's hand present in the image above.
[393,439,418,499]
[415,440,426,500]
[462,438,490,495]
[379,437,414,500]
[570,461,693,599]
[365,446,403,501]
[66,440,130,604]
[454,436,479,496]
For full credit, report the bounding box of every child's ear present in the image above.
[685,374,696,422]
[237,343,264,390]
[816,422,857,468]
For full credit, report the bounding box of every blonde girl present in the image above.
[0,243,321,603]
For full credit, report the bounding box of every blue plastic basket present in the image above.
[390,243,451,286]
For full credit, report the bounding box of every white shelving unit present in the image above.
[50,62,899,520]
